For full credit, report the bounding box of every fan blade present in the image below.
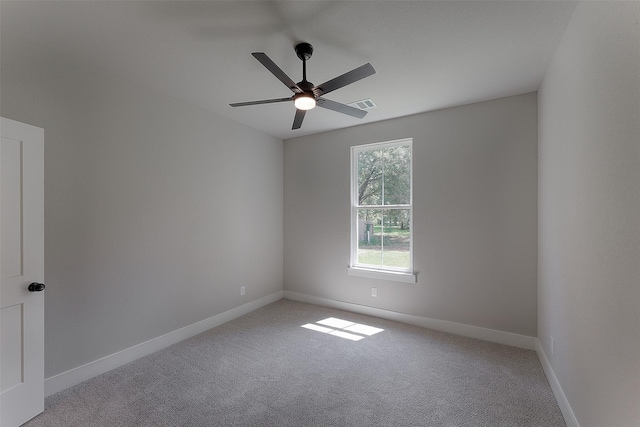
[230,97,292,107]
[313,63,376,97]
[292,109,306,130]
[316,98,367,119]
[252,52,302,93]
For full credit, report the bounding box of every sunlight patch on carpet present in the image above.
[302,317,384,341]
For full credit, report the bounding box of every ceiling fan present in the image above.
[230,42,376,130]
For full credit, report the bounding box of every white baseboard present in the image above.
[535,339,580,427]
[283,291,536,350]
[44,291,284,397]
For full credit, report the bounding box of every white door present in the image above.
[0,118,45,427]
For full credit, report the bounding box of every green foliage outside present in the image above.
[357,145,411,206]
[358,249,410,269]
[359,225,409,246]
[358,225,410,268]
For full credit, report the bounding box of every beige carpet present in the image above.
[23,299,565,426]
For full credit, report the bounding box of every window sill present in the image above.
[348,267,417,283]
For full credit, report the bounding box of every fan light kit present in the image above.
[294,93,316,110]
[230,42,376,130]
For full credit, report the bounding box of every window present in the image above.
[349,139,415,283]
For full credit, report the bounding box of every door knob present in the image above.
[28,282,45,292]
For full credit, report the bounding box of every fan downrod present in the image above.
[295,42,314,61]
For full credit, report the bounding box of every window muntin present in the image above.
[351,139,412,274]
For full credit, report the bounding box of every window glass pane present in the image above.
[381,209,410,269]
[357,149,382,206]
[357,208,382,267]
[383,145,411,205]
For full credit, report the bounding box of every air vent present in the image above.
[349,98,377,110]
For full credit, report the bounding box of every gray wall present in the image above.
[538,2,640,426]
[1,40,284,378]
[284,93,538,337]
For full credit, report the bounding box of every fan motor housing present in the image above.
[296,80,315,92]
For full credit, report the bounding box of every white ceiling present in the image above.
[1,1,577,140]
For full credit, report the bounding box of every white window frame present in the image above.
[348,138,416,283]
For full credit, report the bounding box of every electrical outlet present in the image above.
[371,287,377,297]
[240,286,245,296]
[550,336,554,354]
